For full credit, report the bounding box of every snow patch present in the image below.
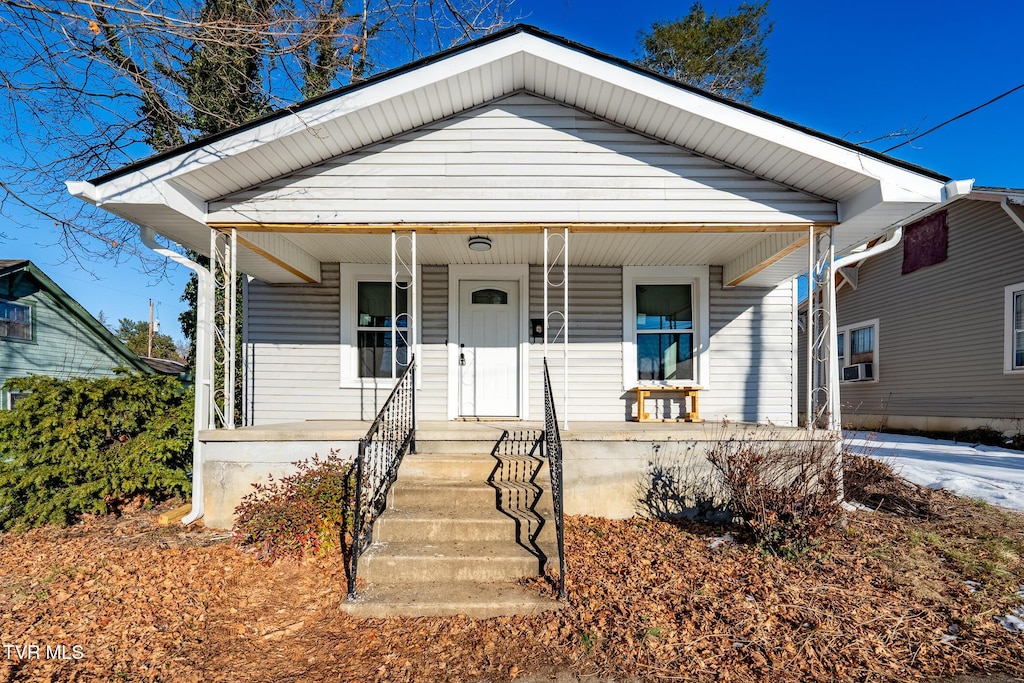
[706,533,735,550]
[844,431,1024,512]
[995,608,1024,634]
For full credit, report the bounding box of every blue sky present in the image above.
[7,0,1023,343]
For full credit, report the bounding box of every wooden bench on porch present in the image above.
[632,386,704,423]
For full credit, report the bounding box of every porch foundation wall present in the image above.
[197,423,834,529]
[201,439,359,530]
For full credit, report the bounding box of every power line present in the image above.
[882,82,1024,153]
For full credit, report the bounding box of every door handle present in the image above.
[459,343,466,366]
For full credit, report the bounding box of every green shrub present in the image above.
[0,372,193,530]
[707,434,843,557]
[233,453,356,563]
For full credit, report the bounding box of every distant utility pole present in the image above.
[148,299,154,358]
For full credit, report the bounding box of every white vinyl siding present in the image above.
[246,263,448,423]
[528,266,625,422]
[247,263,796,425]
[210,93,835,226]
[705,268,796,424]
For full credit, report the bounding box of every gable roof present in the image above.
[69,25,969,286]
[1,260,155,375]
[90,25,948,188]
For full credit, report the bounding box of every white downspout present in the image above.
[139,227,212,525]
[833,226,904,273]
[66,180,214,524]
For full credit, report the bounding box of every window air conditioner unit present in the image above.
[842,362,873,382]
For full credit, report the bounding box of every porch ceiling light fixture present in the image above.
[467,235,492,252]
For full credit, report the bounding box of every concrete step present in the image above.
[389,481,497,511]
[358,541,541,583]
[414,439,505,455]
[374,507,515,543]
[399,452,499,481]
[401,451,551,484]
[341,581,557,619]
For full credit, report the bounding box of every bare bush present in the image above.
[707,433,843,556]
[843,454,940,519]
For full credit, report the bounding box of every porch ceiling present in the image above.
[262,230,805,272]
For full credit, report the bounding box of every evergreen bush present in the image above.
[0,371,192,530]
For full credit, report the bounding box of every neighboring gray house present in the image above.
[0,259,158,408]
[67,26,966,529]
[825,189,1024,435]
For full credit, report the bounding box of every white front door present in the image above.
[459,281,519,417]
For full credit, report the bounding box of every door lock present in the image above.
[459,343,466,366]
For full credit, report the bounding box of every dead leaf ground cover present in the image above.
[2,493,1023,682]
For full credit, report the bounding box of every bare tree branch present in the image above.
[0,0,518,280]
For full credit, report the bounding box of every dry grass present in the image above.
[1,490,1023,682]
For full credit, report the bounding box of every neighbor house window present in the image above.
[1006,283,1024,373]
[623,266,710,388]
[1,389,28,410]
[635,284,693,381]
[356,282,408,378]
[837,319,878,382]
[0,299,32,341]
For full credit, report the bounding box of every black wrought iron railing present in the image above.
[542,358,567,599]
[345,357,416,599]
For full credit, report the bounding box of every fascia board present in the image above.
[95,176,208,225]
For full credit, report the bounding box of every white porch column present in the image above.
[807,226,840,430]
[391,230,417,378]
[543,227,569,429]
[211,227,237,429]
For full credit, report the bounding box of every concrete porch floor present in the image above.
[200,419,817,443]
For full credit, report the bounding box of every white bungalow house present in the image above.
[67,26,969,535]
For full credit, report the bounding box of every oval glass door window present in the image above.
[471,288,508,305]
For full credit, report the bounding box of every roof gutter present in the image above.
[833,178,974,272]
[140,227,212,526]
[66,181,101,205]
